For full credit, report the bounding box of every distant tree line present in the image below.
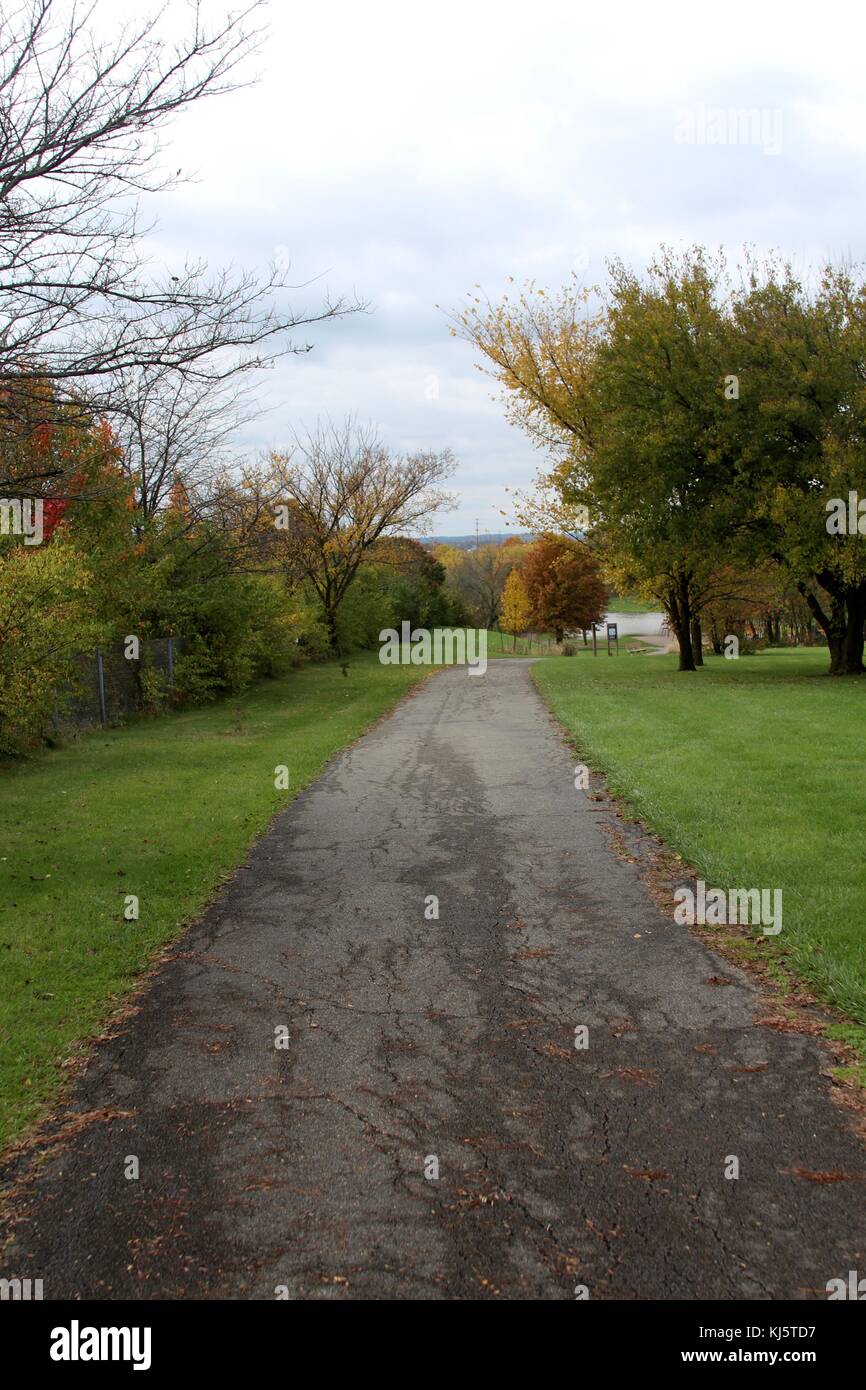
[433,533,606,643]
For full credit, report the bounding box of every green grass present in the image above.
[0,654,427,1151]
[533,647,866,1034]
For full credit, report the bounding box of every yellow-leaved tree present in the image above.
[499,568,532,650]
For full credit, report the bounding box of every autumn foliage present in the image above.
[521,535,606,641]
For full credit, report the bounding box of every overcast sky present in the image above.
[142,0,866,534]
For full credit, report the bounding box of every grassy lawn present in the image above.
[0,654,427,1152]
[533,647,866,1038]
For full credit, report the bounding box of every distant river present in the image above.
[601,610,668,640]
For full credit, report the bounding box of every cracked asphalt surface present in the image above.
[2,658,865,1300]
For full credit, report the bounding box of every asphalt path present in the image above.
[2,659,864,1299]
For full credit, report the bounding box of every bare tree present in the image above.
[0,0,361,448]
[108,364,262,522]
[269,420,456,648]
[451,542,516,629]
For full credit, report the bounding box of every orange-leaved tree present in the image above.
[522,534,606,643]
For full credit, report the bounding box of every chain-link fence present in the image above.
[51,638,181,734]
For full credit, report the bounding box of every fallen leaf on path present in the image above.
[783,1168,858,1184]
[602,1067,657,1087]
[756,1015,824,1036]
[476,1276,501,1294]
[446,1187,507,1212]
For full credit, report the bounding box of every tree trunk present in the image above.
[798,583,848,674]
[690,615,704,667]
[840,582,866,675]
[666,576,696,672]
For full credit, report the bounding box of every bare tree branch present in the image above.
[0,0,363,433]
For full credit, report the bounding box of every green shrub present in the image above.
[0,541,97,753]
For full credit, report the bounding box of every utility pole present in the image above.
[475,517,479,550]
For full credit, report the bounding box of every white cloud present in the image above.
[117,0,866,530]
